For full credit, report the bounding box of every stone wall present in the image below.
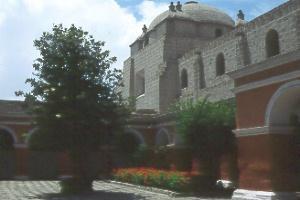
[132,37,165,111]
[177,0,300,103]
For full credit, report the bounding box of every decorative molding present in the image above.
[228,50,300,80]
[232,189,300,200]
[0,121,32,126]
[232,70,300,94]
[14,144,28,148]
[233,126,295,137]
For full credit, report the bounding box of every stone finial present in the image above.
[237,10,245,20]
[142,25,147,33]
[169,2,176,12]
[176,1,182,11]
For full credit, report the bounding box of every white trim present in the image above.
[155,128,171,146]
[232,189,300,200]
[136,93,145,100]
[124,128,146,145]
[0,125,18,143]
[232,70,300,94]
[127,121,177,129]
[233,126,295,137]
[25,128,38,145]
[0,121,32,126]
[265,80,300,126]
[228,50,300,79]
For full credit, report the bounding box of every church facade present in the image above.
[121,0,300,199]
[0,0,299,199]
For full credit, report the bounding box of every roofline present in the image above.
[130,17,234,47]
[227,50,300,79]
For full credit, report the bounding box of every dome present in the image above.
[148,1,234,31]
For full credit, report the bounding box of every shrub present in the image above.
[172,99,237,183]
[132,145,155,167]
[113,168,190,192]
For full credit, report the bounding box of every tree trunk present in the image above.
[60,150,93,194]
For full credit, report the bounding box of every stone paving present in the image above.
[0,180,230,200]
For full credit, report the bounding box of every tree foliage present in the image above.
[17,24,128,153]
[173,99,236,158]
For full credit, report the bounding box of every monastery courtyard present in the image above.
[0,180,229,200]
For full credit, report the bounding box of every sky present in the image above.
[0,0,288,100]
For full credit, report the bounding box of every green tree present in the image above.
[17,24,128,192]
[173,99,237,185]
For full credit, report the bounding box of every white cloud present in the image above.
[0,0,169,99]
[137,1,168,26]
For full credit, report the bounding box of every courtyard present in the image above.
[0,180,229,200]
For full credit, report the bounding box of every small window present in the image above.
[266,29,280,58]
[181,69,188,89]
[135,69,145,96]
[216,53,225,76]
[215,29,223,38]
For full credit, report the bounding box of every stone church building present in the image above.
[0,0,299,199]
[120,0,300,199]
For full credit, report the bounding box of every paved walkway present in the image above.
[0,180,229,200]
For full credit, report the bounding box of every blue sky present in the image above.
[0,0,287,100]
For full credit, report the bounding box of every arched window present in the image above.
[266,29,280,58]
[215,29,223,38]
[181,68,188,89]
[216,53,225,76]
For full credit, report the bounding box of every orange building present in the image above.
[229,51,300,199]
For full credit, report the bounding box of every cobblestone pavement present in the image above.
[0,181,230,200]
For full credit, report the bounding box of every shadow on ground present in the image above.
[36,191,147,200]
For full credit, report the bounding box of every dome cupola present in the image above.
[148,1,234,31]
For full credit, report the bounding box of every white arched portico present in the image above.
[265,80,300,129]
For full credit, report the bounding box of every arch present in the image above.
[266,29,280,58]
[0,125,17,144]
[181,68,188,89]
[124,128,146,145]
[216,53,225,76]
[155,128,171,147]
[265,80,300,127]
[215,28,223,38]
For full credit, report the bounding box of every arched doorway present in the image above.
[0,127,16,179]
[264,80,300,190]
[155,129,170,147]
[266,80,300,127]
[115,128,146,167]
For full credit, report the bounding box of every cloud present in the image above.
[0,0,287,99]
[137,1,168,25]
[0,0,169,99]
